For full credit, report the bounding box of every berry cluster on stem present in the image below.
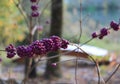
[5,44,16,58]
[5,36,69,58]
[30,0,39,17]
[92,20,120,39]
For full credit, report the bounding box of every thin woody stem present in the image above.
[105,64,120,83]
[13,0,29,27]
[78,0,82,43]
[74,44,101,84]
[80,38,93,46]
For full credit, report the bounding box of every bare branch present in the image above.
[13,0,29,27]
[105,64,120,83]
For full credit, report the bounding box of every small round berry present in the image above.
[26,46,34,58]
[5,44,16,52]
[91,32,98,38]
[16,46,27,58]
[41,38,54,52]
[7,52,16,58]
[51,63,57,67]
[5,44,16,58]
[46,20,50,24]
[30,0,37,2]
[31,11,39,17]
[61,39,69,49]
[31,40,46,55]
[31,4,39,11]
[110,21,119,31]
[98,35,104,39]
[100,28,108,36]
[50,36,62,51]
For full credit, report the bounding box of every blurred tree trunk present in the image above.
[44,0,63,79]
[21,0,37,78]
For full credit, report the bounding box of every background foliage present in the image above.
[0,0,26,45]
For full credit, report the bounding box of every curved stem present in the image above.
[89,56,101,84]
[80,38,93,46]
[74,44,101,84]
[78,0,82,43]
[105,64,120,83]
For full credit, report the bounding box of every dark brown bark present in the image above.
[44,0,63,79]
[49,0,63,36]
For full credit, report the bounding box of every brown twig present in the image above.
[28,48,78,74]
[80,38,93,46]
[78,0,82,43]
[89,56,101,84]
[74,44,101,84]
[13,0,29,27]
[105,64,120,83]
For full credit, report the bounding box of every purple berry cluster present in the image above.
[5,36,69,58]
[16,46,34,58]
[92,20,120,39]
[30,0,37,2]
[110,21,119,31]
[30,0,39,17]
[31,40,46,55]
[50,36,62,51]
[41,38,54,52]
[61,39,69,49]
[5,44,16,58]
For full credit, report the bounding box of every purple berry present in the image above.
[31,40,46,55]
[50,36,62,51]
[31,11,39,17]
[17,46,34,58]
[100,28,108,36]
[92,32,98,38]
[26,46,34,57]
[7,52,16,58]
[31,4,39,11]
[98,35,104,39]
[16,46,26,58]
[51,63,57,67]
[97,28,108,39]
[110,21,119,31]
[46,20,50,24]
[41,38,54,52]
[30,0,37,2]
[61,39,69,49]
[5,44,16,58]
[5,44,16,52]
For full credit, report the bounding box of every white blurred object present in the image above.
[61,44,108,57]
